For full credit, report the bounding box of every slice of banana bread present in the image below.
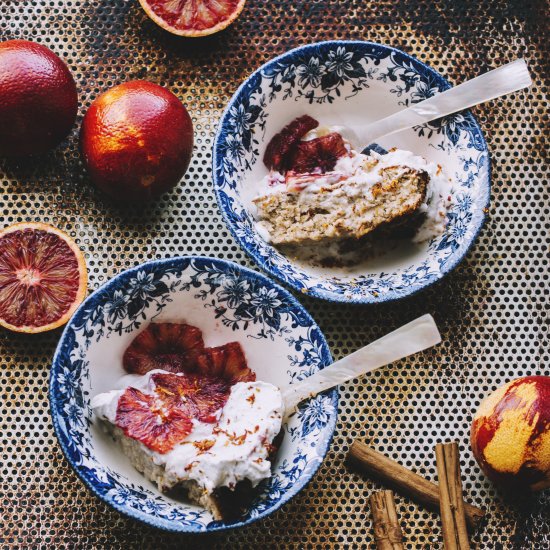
[102,422,283,521]
[253,162,429,246]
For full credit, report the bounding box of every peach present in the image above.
[471,376,550,492]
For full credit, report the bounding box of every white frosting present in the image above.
[254,144,453,244]
[375,149,453,243]
[92,371,284,493]
[302,124,357,144]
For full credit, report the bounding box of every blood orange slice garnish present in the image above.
[117,326,258,449]
[289,132,349,174]
[139,0,247,37]
[0,222,87,333]
[151,371,230,423]
[196,342,256,383]
[263,115,319,172]
[123,322,205,375]
[122,323,256,384]
[116,387,193,454]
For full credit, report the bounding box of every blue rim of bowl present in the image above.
[212,40,491,304]
[49,256,337,533]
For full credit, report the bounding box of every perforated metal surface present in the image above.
[0,1,548,548]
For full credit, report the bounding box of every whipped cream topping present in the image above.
[92,371,284,493]
[254,144,453,244]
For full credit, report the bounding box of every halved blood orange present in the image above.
[139,0,247,37]
[0,222,87,333]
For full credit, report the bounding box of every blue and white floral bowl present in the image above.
[49,257,337,533]
[213,41,490,303]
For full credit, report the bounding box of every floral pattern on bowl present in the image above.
[213,41,490,303]
[49,257,336,533]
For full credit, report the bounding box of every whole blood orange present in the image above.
[0,223,87,333]
[139,0,246,37]
[80,81,194,201]
[0,40,78,156]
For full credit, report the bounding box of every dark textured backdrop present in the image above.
[0,1,548,548]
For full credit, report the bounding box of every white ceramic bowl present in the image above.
[49,257,336,532]
[213,41,490,303]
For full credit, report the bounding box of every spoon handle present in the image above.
[357,59,532,147]
[282,314,441,415]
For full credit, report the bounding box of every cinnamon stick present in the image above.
[435,442,470,550]
[347,440,485,530]
[369,490,405,550]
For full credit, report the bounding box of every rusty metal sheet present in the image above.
[0,0,548,548]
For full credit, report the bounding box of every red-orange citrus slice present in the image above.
[0,222,87,333]
[139,0,247,37]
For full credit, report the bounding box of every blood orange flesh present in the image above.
[139,0,246,37]
[289,132,349,174]
[151,371,231,423]
[122,322,256,383]
[123,322,205,374]
[263,115,319,171]
[116,324,257,451]
[0,223,87,333]
[116,387,193,454]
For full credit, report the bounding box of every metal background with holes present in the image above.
[0,1,548,548]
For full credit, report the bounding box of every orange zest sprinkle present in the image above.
[193,439,216,453]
